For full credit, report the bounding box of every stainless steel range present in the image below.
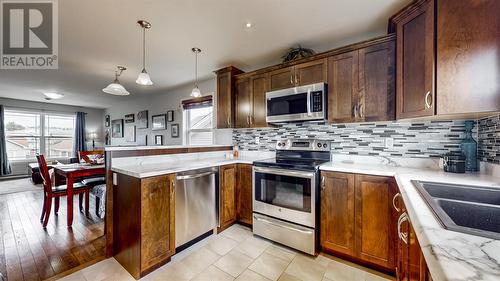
[252,139,330,255]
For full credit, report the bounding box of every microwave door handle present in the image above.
[306,89,312,116]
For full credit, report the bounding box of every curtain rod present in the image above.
[3,105,85,115]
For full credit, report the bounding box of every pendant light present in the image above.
[103,66,130,96]
[190,47,202,97]
[136,20,153,86]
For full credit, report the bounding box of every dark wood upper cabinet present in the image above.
[215,66,243,128]
[355,175,397,270]
[269,66,295,91]
[269,59,327,91]
[295,59,327,86]
[219,164,237,232]
[251,74,269,127]
[235,78,252,128]
[395,0,435,119]
[436,0,500,115]
[321,171,355,257]
[359,40,396,122]
[328,51,360,123]
[236,164,253,225]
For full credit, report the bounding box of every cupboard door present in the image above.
[140,174,175,272]
[217,72,233,128]
[328,51,360,123]
[320,172,355,256]
[251,74,269,127]
[219,165,237,231]
[408,224,422,281]
[237,164,253,225]
[355,175,397,270]
[437,0,500,115]
[269,67,294,91]
[235,78,252,128]
[359,40,396,122]
[396,0,435,119]
[295,59,327,86]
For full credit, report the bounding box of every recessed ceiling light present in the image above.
[246,22,252,28]
[43,92,64,100]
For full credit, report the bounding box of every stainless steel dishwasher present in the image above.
[175,167,218,249]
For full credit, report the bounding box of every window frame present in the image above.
[183,105,215,146]
[4,108,76,161]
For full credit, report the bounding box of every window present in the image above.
[182,96,214,145]
[4,109,75,160]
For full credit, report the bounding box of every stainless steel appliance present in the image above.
[175,167,218,249]
[266,82,327,123]
[252,139,330,255]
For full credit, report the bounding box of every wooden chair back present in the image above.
[78,150,104,164]
[36,154,52,196]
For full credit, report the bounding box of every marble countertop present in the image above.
[104,144,231,151]
[320,160,500,281]
[111,155,269,178]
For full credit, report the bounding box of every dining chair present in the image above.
[36,154,92,228]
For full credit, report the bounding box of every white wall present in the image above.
[104,77,232,146]
[0,97,105,175]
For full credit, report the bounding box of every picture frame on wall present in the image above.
[124,125,136,142]
[167,110,174,122]
[111,119,124,138]
[124,113,135,123]
[137,110,148,129]
[154,135,163,145]
[105,115,110,127]
[171,123,179,138]
[152,114,167,131]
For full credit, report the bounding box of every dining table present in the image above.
[53,163,106,227]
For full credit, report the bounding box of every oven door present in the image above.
[253,166,316,227]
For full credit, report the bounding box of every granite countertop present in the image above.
[111,155,270,178]
[320,161,500,281]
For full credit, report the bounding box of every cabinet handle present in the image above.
[321,176,325,190]
[227,116,231,127]
[290,74,294,85]
[397,212,409,244]
[353,105,358,118]
[392,193,402,212]
[246,115,250,125]
[250,115,254,125]
[359,102,364,118]
[295,73,299,85]
[425,91,432,109]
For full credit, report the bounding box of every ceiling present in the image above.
[0,0,410,109]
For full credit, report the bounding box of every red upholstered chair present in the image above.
[36,154,92,228]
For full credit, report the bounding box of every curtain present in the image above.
[0,105,12,176]
[73,112,87,157]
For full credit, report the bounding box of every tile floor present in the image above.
[58,224,394,281]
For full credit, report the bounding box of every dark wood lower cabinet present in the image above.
[113,173,175,279]
[321,172,397,272]
[237,164,253,225]
[219,164,237,232]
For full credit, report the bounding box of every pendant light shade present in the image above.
[136,20,153,86]
[190,47,202,97]
[103,66,130,96]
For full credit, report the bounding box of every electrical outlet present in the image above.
[255,136,260,144]
[385,138,394,149]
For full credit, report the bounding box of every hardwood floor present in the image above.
[0,189,105,281]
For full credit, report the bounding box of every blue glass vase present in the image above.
[461,120,478,172]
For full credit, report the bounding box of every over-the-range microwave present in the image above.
[266,82,327,123]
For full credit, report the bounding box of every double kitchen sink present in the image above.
[413,181,500,239]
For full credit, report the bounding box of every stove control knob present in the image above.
[323,143,328,148]
[317,143,322,148]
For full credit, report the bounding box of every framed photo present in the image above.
[111,119,124,138]
[124,125,136,142]
[152,114,167,130]
[105,115,110,127]
[137,110,148,129]
[154,135,163,145]
[171,123,179,138]
[137,134,147,146]
[124,114,135,123]
[167,110,174,122]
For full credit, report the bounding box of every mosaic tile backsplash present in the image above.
[233,120,477,158]
[478,114,500,164]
